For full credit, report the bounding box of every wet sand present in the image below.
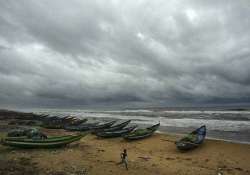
[1,127,250,175]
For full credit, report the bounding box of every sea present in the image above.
[23,107,250,144]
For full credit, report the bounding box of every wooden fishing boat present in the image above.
[175,125,206,151]
[42,115,64,129]
[96,125,137,138]
[90,120,116,130]
[69,118,87,126]
[1,134,85,149]
[4,134,79,143]
[64,122,99,131]
[123,123,160,140]
[148,123,160,131]
[93,120,131,134]
[42,123,63,129]
[64,119,88,128]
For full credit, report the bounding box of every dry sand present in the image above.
[1,127,250,175]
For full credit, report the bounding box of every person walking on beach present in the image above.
[117,149,128,170]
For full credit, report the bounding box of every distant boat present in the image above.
[123,123,160,140]
[175,125,206,151]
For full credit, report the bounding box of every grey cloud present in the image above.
[0,0,250,108]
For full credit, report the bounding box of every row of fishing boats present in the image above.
[40,115,162,140]
[1,113,207,151]
[1,118,161,149]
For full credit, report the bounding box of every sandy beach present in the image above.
[1,125,250,175]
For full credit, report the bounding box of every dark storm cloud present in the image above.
[0,0,250,108]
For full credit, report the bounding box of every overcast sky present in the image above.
[0,0,250,109]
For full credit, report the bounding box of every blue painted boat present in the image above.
[175,125,206,151]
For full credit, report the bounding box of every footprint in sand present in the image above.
[234,167,243,171]
[151,163,157,167]
[165,157,175,160]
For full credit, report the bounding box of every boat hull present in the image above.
[123,123,160,141]
[96,126,136,138]
[93,120,131,134]
[175,125,206,151]
[2,134,85,149]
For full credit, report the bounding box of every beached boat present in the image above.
[42,115,87,129]
[40,115,52,122]
[96,125,137,138]
[44,116,60,121]
[62,116,79,124]
[147,123,160,131]
[42,115,64,129]
[123,123,160,140]
[64,119,88,128]
[64,122,100,131]
[70,118,87,125]
[1,134,85,148]
[90,120,116,130]
[175,125,206,151]
[7,128,47,138]
[42,124,63,129]
[93,120,131,134]
[36,114,49,120]
[4,134,82,143]
[65,120,116,132]
[7,129,30,137]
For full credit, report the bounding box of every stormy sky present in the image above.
[0,0,250,109]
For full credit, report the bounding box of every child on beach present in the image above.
[117,149,128,170]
